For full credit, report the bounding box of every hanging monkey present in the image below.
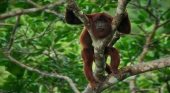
[65,6,131,89]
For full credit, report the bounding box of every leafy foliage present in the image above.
[0,0,170,93]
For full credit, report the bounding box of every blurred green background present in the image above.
[0,0,170,93]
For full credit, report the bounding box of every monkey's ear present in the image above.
[117,12,131,34]
[65,7,82,25]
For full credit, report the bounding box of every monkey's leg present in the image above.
[81,48,99,89]
[105,46,122,78]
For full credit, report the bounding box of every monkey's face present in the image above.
[89,13,112,39]
[94,20,107,31]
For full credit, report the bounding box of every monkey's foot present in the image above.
[89,79,100,89]
[111,69,122,79]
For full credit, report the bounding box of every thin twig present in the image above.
[138,19,159,63]
[137,25,147,35]
[130,3,157,19]
[160,7,170,18]
[15,20,54,43]
[150,34,170,44]
[7,15,21,53]
[146,0,151,8]
[0,23,14,26]
[128,33,146,37]
[158,19,170,28]
[26,0,64,18]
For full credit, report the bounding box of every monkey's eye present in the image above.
[95,21,106,24]
[101,21,106,23]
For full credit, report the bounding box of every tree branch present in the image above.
[108,32,120,47]
[4,2,80,92]
[0,0,66,19]
[66,0,90,28]
[83,57,170,93]
[4,53,80,93]
[138,11,159,63]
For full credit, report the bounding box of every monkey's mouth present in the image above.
[96,28,104,31]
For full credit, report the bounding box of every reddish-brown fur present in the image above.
[65,7,131,89]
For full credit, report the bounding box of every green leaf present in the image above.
[145,22,152,27]
[138,15,145,20]
[163,23,170,29]
[165,11,170,19]
[140,0,147,6]
[54,33,69,43]
[138,9,148,18]
[103,6,110,11]
[0,66,10,79]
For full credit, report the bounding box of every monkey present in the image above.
[65,7,131,89]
